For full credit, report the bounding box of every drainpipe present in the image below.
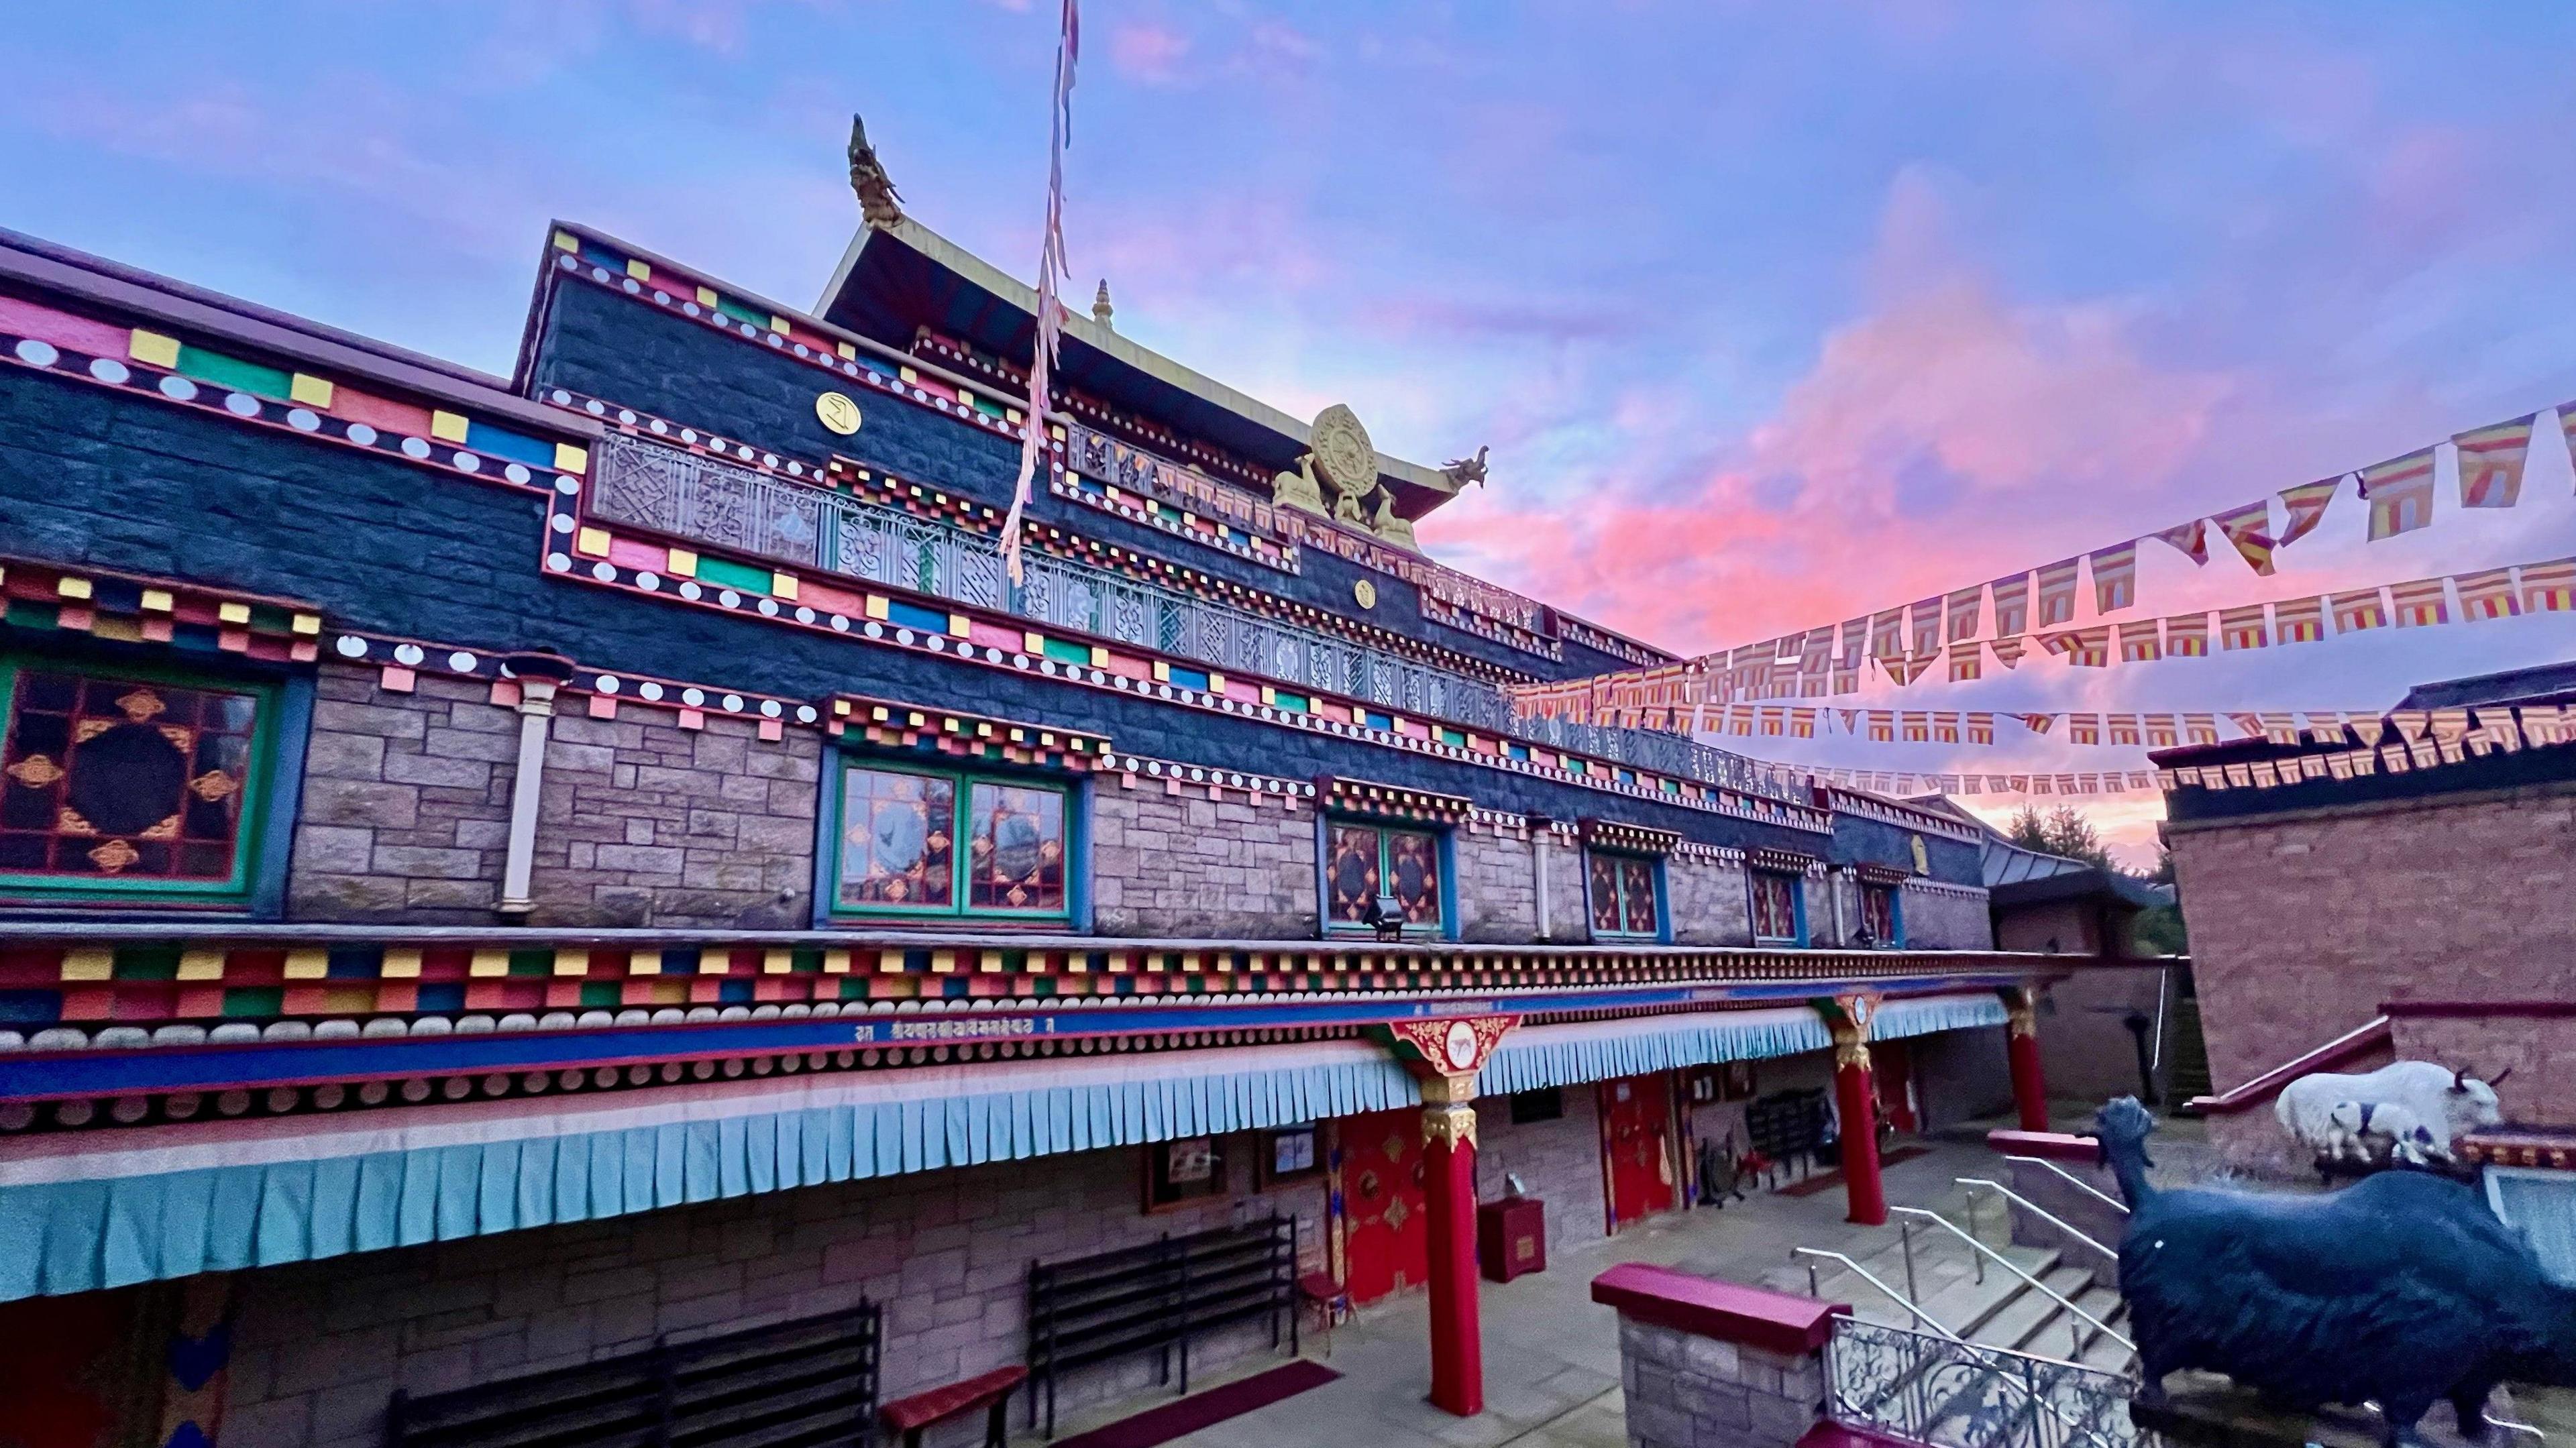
[496,651,578,918]
[1528,816,1556,942]
[1828,867,1850,946]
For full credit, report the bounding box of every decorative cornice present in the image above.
[1898,878,1988,900]
[826,693,1110,769]
[1580,818,1684,856]
[1749,847,1821,876]
[1318,775,1475,826]
[2,557,322,665]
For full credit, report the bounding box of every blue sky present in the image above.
[7,2,2575,855]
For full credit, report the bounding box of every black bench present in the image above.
[386,1300,881,1448]
[1746,1087,1835,1178]
[1024,1215,1297,1437]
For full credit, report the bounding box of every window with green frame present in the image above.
[0,658,279,903]
[1322,819,1446,935]
[1585,850,1662,940]
[830,759,1070,919]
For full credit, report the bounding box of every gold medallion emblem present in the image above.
[815,392,863,436]
[1352,579,1377,610]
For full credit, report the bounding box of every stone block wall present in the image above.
[1089,785,1316,936]
[287,670,517,920]
[1455,825,1540,942]
[1898,881,1994,950]
[1615,1311,1827,1448]
[1475,1083,1609,1255]
[1670,853,1753,946]
[527,710,818,928]
[2167,789,2576,1114]
[219,1135,1330,1448]
[2392,1011,2576,1129]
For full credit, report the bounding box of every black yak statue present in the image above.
[2095,1097,2576,1446]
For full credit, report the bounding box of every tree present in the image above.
[2008,804,2112,869]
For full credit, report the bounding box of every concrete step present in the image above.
[1918,1246,2060,1341]
[1999,1264,2102,1361]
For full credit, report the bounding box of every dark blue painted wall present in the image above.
[526,276,1599,682]
[0,366,1829,856]
[1829,811,1983,887]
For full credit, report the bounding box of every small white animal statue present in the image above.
[2322,1099,2443,1167]
[2277,1060,2508,1170]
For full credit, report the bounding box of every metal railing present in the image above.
[588,433,1801,799]
[1959,1178,2120,1263]
[1825,1317,2155,1448]
[1891,1209,2133,1359]
[2003,1156,2131,1217]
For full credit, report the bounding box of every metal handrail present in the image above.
[1796,1249,2127,1448]
[1958,1178,2119,1262]
[1890,1208,2133,1353]
[2003,1155,2131,1216]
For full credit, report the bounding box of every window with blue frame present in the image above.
[830,759,1069,920]
[1749,870,1803,944]
[1322,819,1446,936]
[0,658,280,905]
[1585,850,1662,940]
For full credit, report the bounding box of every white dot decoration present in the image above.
[549,473,576,493]
[286,408,321,432]
[831,616,851,631]
[678,581,702,600]
[596,675,622,694]
[546,552,572,571]
[453,451,481,473]
[88,357,130,384]
[156,374,195,400]
[637,571,661,590]
[448,652,479,672]
[335,635,369,659]
[721,694,744,712]
[759,700,782,718]
[347,423,378,446]
[639,681,665,702]
[718,589,741,608]
[400,437,432,459]
[590,562,616,581]
[795,705,818,723]
[13,339,59,366]
[394,644,425,665]
[549,514,574,533]
[682,688,706,707]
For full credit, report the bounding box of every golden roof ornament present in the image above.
[1308,404,1378,524]
[1091,279,1114,327]
[847,114,904,229]
[1439,445,1490,488]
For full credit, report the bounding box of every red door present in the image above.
[1871,1040,1918,1134]
[1601,1073,1677,1229]
[1341,1107,1429,1304]
[0,1290,148,1447]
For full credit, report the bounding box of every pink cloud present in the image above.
[1110,22,1192,85]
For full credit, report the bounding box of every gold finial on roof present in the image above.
[1092,278,1114,327]
[847,114,904,229]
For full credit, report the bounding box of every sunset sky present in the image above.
[9,2,2573,860]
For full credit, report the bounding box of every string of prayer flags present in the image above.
[1908,597,1943,655]
[1868,608,1904,659]
[2454,416,2534,508]
[2118,621,2161,663]
[2220,605,2269,651]
[1990,635,2029,668]
[2390,578,2451,628]
[2163,704,2576,797]
[1837,618,1866,669]
[2332,587,2390,632]
[2151,518,2209,565]
[1944,587,1983,642]
[2213,501,2277,575]
[2360,449,2437,539]
[2035,558,2082,628]
[2090,541,2139,612]
[2164,614,2209,657]
[2275,477,2341,547]
[1990,573,2031,638]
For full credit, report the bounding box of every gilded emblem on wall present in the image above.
[815,391,863,436]
[1308,404,1377,519]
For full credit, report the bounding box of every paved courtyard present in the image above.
[1036,1122,2037,1448]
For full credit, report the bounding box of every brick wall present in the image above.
[529,710,817,928]
[2167,788,2576,1119]
[1670,855,1754,946]
[220,1136,1330,1448]
[2392,1013,2576,1129]
[1089,785,1316,936]
[1995,899,2102,954]
[288,670,517,920]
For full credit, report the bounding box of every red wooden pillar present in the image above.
[1825,996,1886,1227]
[1423,1086,1484,1417]
[2006,987,2050,1132]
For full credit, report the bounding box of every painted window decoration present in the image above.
[0,664,271,898]
[1587,850,1662,940]
[1325,822,1444,934]
[834,763,1067,918]
[1750,871,1802,943]
[1860,882,1900,946]
[1144,1134,1232,1210]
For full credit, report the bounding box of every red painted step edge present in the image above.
[1589,1263,1848,1355]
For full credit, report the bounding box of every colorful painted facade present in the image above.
[0,209,2060,1446]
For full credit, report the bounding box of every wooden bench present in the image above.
[1025,1215,1299,1436]
[880,1365,1026,1448]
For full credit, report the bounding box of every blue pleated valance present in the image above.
[1475,1006,1832,1095]
[1870,991,2008,1040]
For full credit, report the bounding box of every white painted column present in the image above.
[496,656,576,917]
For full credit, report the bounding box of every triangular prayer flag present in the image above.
[2149,518,2208,566]
[2021,714,2056,734]
[2118,620,2161,662]
[2068,714,2101,745]
[1967,712,1994,744]
[2228,712,2265,738]
[2213,501,2276,575]
[2259,712,2302,745]
[2275,477,2341,547]
[2183,714,2220,744]
[1990,573,2031,638]
[1869,608,1905,659]
[1790,708,1816,738]
[1990,636,2027,669]
[2145,714,2178,747]
[2360,449,2437,539]
[2455,567,2520,620]
[1837,617,1868,668]
[1901,711,1929,742]
[2068,627,2110,666]
[1947,640,1982,682]
[2390,578,2451,627]
[2090,541,2139,612]
[2454,416,2534,509]
[1867,710,1895,742]
[2108,714,2142,746]
[2162,614,2209,657]
[1909,597,1943,655]
[2035,559,2082,628]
